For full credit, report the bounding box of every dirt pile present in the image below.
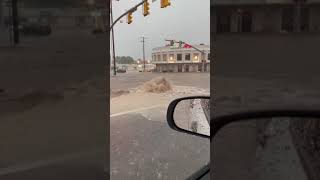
[111,90,130,98]
[139,77,172,93]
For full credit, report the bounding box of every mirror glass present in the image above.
[173,98,210,136]
[212,116,320,180]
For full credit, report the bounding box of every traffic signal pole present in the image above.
[110,0,145,30]
[109,0,146,75]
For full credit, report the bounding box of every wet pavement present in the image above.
[110,72,210,179]
[110,71,210,93]
[111,114,209,180]
[0,151,106,180]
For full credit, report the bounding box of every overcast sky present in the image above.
[111,0,210,60]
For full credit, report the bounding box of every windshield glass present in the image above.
[212,1,320,179]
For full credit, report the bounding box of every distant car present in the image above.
[116,68,126,73]
[137,64,155,72]
[20,22,51,36]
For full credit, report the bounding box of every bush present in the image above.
[92,28,104,34]
[20,23,51,36]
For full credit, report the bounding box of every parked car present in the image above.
[92,28,105,34]
[116,67,127,73]
[20,22,51,36]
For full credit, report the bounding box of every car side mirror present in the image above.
[167,96,210,138]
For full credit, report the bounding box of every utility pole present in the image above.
[7,0,13,46]
[110,0,117,75]
[294,0,302,33]
[11,0,19,45]
[141,36,147,72]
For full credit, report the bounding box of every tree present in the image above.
[115,56,135,64]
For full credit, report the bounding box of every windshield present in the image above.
[110,0,210,179]
[212,1,320,179]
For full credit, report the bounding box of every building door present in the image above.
[242,11,252,32]
[178,65,182,72]
[185,65,189,72]
[198,64,202,72]
[162,65,167,72]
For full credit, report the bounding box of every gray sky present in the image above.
[111,0,210,60]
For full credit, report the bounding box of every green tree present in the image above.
[116,56,135,64]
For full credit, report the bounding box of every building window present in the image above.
[216,10,231,33]
[177,54,182,61]
[153,55,156,61]
[240,10,252,32]
[208,53,210,60]
[169,54,174,61]
[193,53,199,61]
[185,53,191,61]
[163,54,167,61]
[157,55,161,61]
[282,7,294,32]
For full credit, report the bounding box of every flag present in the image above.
[183,43,192,48]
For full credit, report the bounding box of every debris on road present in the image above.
[111,90,130,98]
[139,77,172,93]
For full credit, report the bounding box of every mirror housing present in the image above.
[167,96,210,139]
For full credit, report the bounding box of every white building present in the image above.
[152,44,210,73]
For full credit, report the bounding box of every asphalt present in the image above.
[0,151,107,180]
[211,34,320,180]
[0,85,107,179]
[110,113,210,180]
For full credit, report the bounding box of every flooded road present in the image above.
[110,72,210,179]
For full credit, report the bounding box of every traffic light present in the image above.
[143,0,150,16]
[166,0,171,7]
[127,12,133,24]
[161,0,171,8]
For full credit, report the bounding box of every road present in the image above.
[0,80,107,179]
[111,71,209,93]
[110,71,210,179]
[0,29,107,179]
[211,34,320,180]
